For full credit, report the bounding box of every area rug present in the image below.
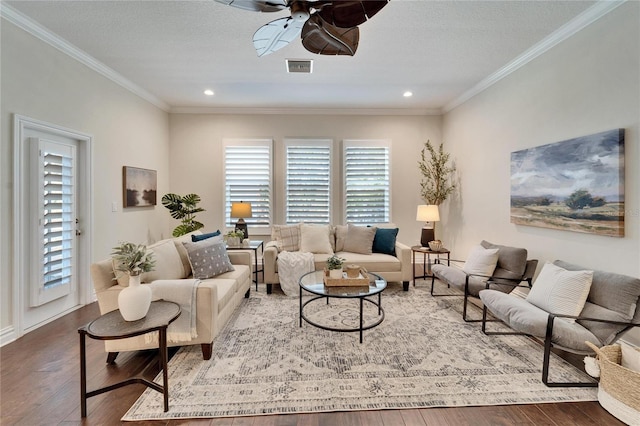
[123,282,597,421]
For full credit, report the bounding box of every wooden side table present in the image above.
[78,301,180,417]
[411,245,451,286]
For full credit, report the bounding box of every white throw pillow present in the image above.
[526,262,593,322]
[621,341,640,372]
[299,224,334,254]
[272,224,301,252]
[462,245,499,277]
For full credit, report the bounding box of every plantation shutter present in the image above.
[31,138,76,306]
[285,140,332,224]
[344,140,391,224]
[224,139,272,230]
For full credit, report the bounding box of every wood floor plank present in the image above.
[0,301,615,426]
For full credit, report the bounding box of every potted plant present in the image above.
[161,193,205,237]
[225,229,244,246]
[326,254,346,279]
[111,242,156,321]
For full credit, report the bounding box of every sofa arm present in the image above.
[227,250,251,267]
[264,243,279,284]
[395,241,412,282]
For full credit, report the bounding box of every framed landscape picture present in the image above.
[510,129,624,237]
[123,166,157,208]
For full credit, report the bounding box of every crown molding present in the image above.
[169,106,442,116]
[443,0,626,113]
[0,3,170,112]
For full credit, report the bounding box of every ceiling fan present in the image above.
[216,0,389,57]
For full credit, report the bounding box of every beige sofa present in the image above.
[90,231,252,360]
[264,223,412,293]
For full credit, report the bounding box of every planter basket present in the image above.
[585,341,640,425]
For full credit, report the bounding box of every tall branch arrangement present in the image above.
[418,140,456,205]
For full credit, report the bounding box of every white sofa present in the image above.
[90,231,252,360]
[264,223,412,293]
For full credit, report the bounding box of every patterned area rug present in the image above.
[123,282,596,421]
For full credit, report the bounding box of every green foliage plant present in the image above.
[226,229,245,239]
[326,254,346,270]
[418,140,456,205]
[111,242,155,277]
[161,193,205,237]
[565,189,606,210]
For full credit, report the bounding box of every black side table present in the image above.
[227,240,264,290]
[411,245,451,286]
[78,301,180,417]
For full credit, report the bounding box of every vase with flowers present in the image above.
[111,242,156,321]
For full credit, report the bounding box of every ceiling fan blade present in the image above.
[253,17,304,57]
[215,0,287,13]
[318,0,389,28]
[301,15,359,56]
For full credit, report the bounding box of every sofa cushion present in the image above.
[183,239,235,280]
[173,231,204,277]
[621,341,640,372]
[324,252,401,273]
[526,262,593,323]
[343,224,377,255]
[372,227,398,256]
[272,224,301,252]
[334,225,348,252]
[462,245,499,277]
[479,289,601,351]
[481,240,528,282]
[432,263,488,296]
[300,224,334,254]
[142,239,187,283]
[554,260,640,320]
[578,302,632,345]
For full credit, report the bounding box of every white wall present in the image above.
[442,3,639,342]
[168,113,441,245]
[1,22,170,336]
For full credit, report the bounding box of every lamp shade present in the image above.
[231,202,252,218]
[416,205,440,222]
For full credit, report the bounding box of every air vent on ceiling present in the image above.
[286,59,313,74]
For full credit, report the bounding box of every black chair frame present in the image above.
[481,293,640,387]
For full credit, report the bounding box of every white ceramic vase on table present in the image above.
[329,268,343,279]
[118,274,152,321]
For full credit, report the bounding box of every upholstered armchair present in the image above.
[431,240,538,322]
[480,260,640,387]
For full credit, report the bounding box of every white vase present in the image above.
[118,274,152,321]
[329,268,343,279]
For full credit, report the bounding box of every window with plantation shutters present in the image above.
[285,139,332,225]
[223,139,272,230]
[31,138,77,306]
[343,140,391,224]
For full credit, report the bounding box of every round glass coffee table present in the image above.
[299,270,386,343]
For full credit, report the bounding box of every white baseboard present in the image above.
[0,326,17,347]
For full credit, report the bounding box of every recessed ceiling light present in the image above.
[403,91,413,97]
[204,89,214,96]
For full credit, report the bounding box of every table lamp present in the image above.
[416,204,440,247]
[231,201,252,239]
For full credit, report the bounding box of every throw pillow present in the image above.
[191,230,221,242]
[462,245,499,277]
[343,224,377,255]
[182,238,235,280]
[112,239,186,286]
[272,224,301,252]
[334,225,348,252]
[299,224,334,254]
[526,262,593,322]
[621,341,640,372]
[372,227,398,255]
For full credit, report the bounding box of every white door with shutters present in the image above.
[13,115,92,336]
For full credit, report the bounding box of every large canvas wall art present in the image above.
[510,129,624,237]
[123,166,157,207]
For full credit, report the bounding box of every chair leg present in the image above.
[541,316,597,388]
[201,343,212,360]
[266,284,273,294]
[106,352,119,364]
[462,280,483,323]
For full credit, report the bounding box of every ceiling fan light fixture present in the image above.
[403,91,413,97]
[286,59,313,73]
[204,89,215,96]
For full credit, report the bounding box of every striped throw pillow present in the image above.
[526,262,593,322]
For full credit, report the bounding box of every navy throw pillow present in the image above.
[191,230,221,242]
[372,228,398,255]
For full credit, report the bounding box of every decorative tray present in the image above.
[323,269,370,287]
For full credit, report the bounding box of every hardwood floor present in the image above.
[0,300,624,426]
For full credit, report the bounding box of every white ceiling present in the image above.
[4,0,604,113]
